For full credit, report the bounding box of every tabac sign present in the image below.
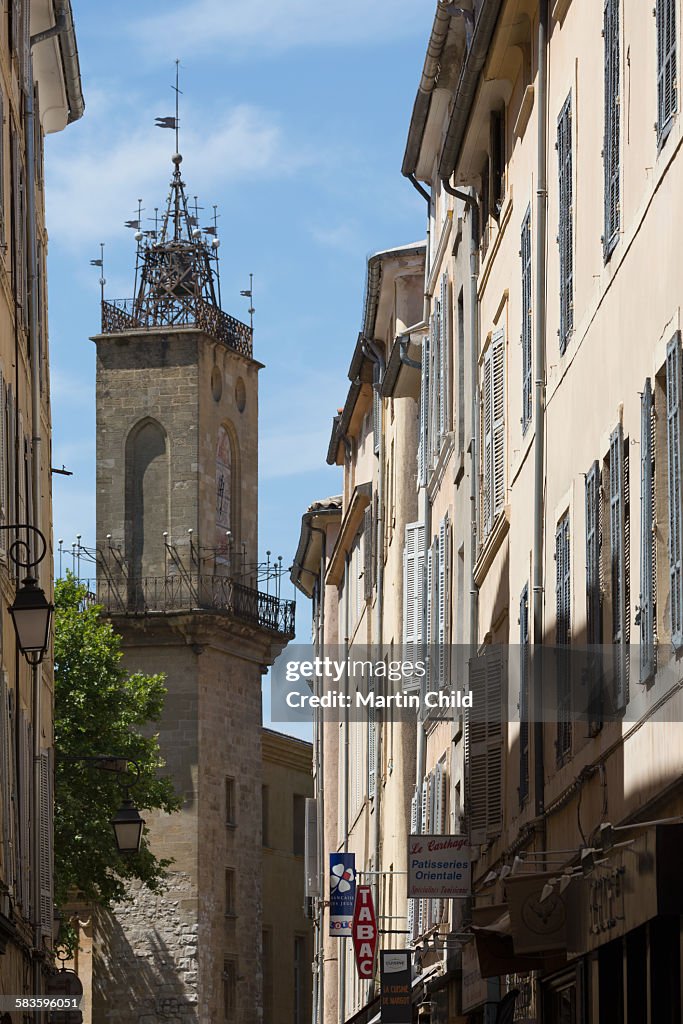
[408,835,471,898]
[329,853,356,936]
[380,950,412,1024]
[352,885,377,978]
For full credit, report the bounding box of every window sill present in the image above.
[513,85,534,142]
[474,508,510,587]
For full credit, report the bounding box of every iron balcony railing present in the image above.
[100,298,253,359]
[86,574,295,638]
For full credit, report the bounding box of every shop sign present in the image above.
[408,835,471,898]
[329,853,356,936]
[380,950,412,1024]
[352,885,377,978]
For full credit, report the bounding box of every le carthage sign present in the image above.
[407,835,471,899]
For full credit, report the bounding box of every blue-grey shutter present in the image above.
[518,586,529,806]
[585,461,602,645]
[521,206,532,433]
[556,515,572,760]
[666,333,683,647]
[640,379,656,681]
[610,423,628,709]
[603,0,620,258]
[39,750,53,936]
[657,0,677,140]
[557,94,573,353]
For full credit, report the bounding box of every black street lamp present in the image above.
[110,796,145,855]
[0,525,53,664]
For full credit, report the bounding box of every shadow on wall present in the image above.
[93,893,198,1024]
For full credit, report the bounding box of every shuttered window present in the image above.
[437,515,449,689]
[432,299,441,459]
[610,424,629,710]
[418,330,431,486]
[0,673,13,891]
[521,206,532,433]
[666,333,683,647]
[585,460,604,731]
[430,761,447,926]
[439,273,450,443]
[657,0,677,141]
[482,331,505,538]
[367,693,376,799]
[519,586,529,806]
[556,514,572,762]
[640,379,656,681]
[0,91,5,247]
[408,787,419,940]
[17,709,31,913]
[363,505,373,602]
[468,646,504,845]
[39,750,53,936]
[603,0,620,258]
[418,776,429,935]
[403,523,425,678]
[557,94,573,354]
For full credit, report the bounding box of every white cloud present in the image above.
[134,0,423,58]
[45,98,314,248]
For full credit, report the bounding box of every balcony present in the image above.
[86,574,295,639]
[100,297,253,359]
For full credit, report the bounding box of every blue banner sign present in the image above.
[329,852,356,937]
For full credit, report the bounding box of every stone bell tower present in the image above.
[89,149,294,1024]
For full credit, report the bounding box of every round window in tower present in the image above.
[235,377,246,413]
[211,365,223,402]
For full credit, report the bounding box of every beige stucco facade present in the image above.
[295,1,683,1022]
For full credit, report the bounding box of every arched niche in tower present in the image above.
[215,421,240,574]
[125,417,170,580]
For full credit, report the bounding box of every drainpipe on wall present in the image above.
[309,524,328,1024]
[532,0,549,823]
[339,555,351,1024]
[362,338,385,915]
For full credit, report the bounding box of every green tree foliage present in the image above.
[54,574,181,922]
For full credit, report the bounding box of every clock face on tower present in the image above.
[520,892,566,935]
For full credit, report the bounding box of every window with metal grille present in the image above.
[657,0,677,141]
[640,379,657,681]
[603,0,620,258]
[481,331,505,539]
[555,514,571,762]
[609,423,629,710]
[521,207,532,433]
[666,333,683,647]
[519,586,529,806]
[557,94,573,353]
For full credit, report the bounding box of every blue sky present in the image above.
[45,0,429,697]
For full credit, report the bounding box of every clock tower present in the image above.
[89,149,294,1023]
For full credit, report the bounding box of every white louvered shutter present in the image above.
[439,273,449,442]
[425,545,433,697]
[418,330,431,486]
[367,693,376,799]
[431,762,447,924]
[417,777,429,936]
[610,423,627,710]
[640,379,656,681]
[408,788,419,940]
[491,332,506,520]
[438,516,448,688]
[403,523,425,682]
[585,461,602,645]
[482,353,493,535]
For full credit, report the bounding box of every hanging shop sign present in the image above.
[352,885,377,978]
[380,950,412,1024]
[329,852,356,936]
[408,834,471,898]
